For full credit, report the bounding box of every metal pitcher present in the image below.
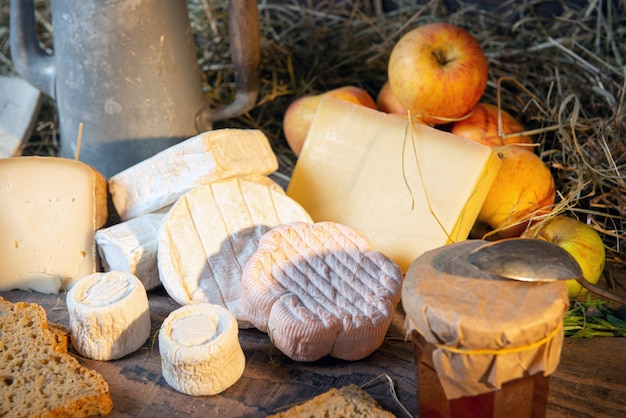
[10,0,260,178]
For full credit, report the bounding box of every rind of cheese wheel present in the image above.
[158,177,312,327]
[109,128,279,220]
[240,221,403,362]
[66,271,151,361]
[159,303,245,396]
[0,156,108,294]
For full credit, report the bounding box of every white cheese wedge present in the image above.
[286,96,502,272]
[159,303,245,396]
[0,156,108,294]
[109,129,279,220]
[66,271,151,361]
[240,221,403,362]
[96,213,166,291]
[158,177,312,327]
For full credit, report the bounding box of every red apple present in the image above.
[450,102,534,148]
[283,86,377,156]
[476,146,556,238]
[387,22,488,125]
[376,80,407,115]
[523,216,606,298]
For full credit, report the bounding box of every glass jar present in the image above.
[402,240,569,418]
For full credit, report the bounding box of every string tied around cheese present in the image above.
[435,323,562,356]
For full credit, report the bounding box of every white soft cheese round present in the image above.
[66,271,151,360]
[157,177,312,327]
[159,303,245,396]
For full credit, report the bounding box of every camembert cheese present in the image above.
[286,97,502,271]
[109,129,279,220]
[66,271,151,361]
[159,303,245,396]
[240,221,403,362]
[158,177,312,326]
[0,156,108,294]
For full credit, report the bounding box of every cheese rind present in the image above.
[66,271,151,361]
[159,303,245,396]
[96,212,166,291]
[109,129,279,220]
[158,178,312,326]
[0,156,108,294]
[286,97,501,272]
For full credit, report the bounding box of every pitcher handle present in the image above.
[9,0,56,98]
[195,0,261,130]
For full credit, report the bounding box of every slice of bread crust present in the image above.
[268,384,396,417]
[0,297,113,417]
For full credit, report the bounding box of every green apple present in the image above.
[523,216,606,298]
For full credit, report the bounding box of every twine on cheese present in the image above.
[401,111,453,243]
[435,323,562,356]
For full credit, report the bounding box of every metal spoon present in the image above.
[468,238,626,305]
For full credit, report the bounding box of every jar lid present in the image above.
[402,240,569,399]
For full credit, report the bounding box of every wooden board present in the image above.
[0,76,42,158]
[1,287,625,417]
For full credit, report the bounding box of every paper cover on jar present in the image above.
[402,240,569,400]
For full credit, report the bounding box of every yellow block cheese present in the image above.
[286,97,501,272]
[0,156,108,293]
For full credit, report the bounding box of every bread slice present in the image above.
[0,297,113,417]
[268,384,396,417]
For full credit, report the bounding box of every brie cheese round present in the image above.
[158,177,312,327]
[159,303,245,396]
[66,271,151,360]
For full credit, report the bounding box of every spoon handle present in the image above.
[577,276,626,305]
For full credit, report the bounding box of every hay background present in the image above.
[0,0,624,280]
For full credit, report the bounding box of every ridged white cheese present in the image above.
[97,175,283,293]
[240,221,403,362]
[109,129,279,220]
[159,303,245,396]
[0,156,108,294]
[66,271,151,361]
[96,212,166,291]
[286,96,501,272]
[158,177,312,327]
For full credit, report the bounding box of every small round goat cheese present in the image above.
[66,271,151,360]
[159,303,245,396]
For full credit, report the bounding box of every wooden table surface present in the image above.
[1,286,625,418]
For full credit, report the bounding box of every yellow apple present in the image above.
[283,86,377,156]
[523,216,606,298]
[476,146,556,238]
[387,22,488,125]
[450,102,534,148]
